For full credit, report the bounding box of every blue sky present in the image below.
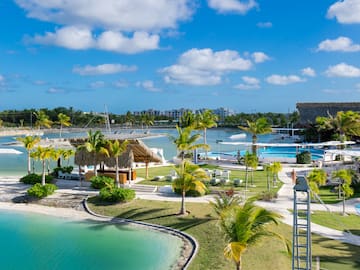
[1,0,360,114]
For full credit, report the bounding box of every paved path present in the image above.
[1,168,360,246]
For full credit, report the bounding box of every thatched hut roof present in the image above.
[70,138,162,167]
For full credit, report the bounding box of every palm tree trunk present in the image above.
[59,124,63,138]
[93,154,97,176]
[236,259,241,270]
[342,195,346,216]
[252,135,257,156]
[115,158,120,188]
[180,190,186,215]
[27,152,31,175]
[145,162,149,179]
[204,128,208,160]
[42,160,46,186]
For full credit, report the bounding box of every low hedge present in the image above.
[52,166,74,176]
[27,183,57,198]
[173,187,210,197]
[90,176,115,189]
[258,190,278,201]
[296,151,311,164]
[99,187,135,202]
[20,174,54,185]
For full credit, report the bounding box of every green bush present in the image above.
[296,151,311,164]
[20,173,54,185]
[90,176,115,189]
[258,190,278,201]
[173,187,210,197]
[27,183,57,198]
[99,187,135,202]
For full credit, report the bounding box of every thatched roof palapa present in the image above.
[70,138,162,168]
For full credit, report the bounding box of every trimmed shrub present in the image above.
[99,187,135,202]
[258,190,278,201]
[296,151,311,164]
[174,187,210,197]
[20,173,54,185]
[27,183,57,198]
[90,176,115,189]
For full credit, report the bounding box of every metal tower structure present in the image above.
[292,176,312,270]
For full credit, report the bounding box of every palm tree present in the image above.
[306,169,327,197]
[170,125,209,161]
[34,110,53,129]
[332,169,354,215]
[239,117,272,156]
[16,135,41,174]
[57,113,71,138]
[78,130,109,176]
[31,146,55,185]
[0,118,3,128]
[173,160,208,215]
[316,111,360,142]
[195,110,218,159]
[107,140,129,187]
[220,199,290,270]
[269,162,282,187]
[61,149,75,166]
[243,152,258,197]
[180,111,196,128]
[210,192,242,218]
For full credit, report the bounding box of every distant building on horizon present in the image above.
[296,102,360,124]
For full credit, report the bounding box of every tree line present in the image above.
[0,106,299,128]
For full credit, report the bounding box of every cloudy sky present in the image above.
[1,0,360,113]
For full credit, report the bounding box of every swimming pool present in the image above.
[201,147,324,161]
[0,210,182,270]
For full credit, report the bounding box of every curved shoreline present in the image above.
[83,197,198,270]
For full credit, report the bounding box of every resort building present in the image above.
[296,102,360,124]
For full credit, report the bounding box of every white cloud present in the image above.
[327,0,360,24]
[15,0,194,32]
[47,87,65,94]
[113,80,128,88]
[251,52,270,63]
[242,76,259,85]
[73,64,137,76]
[160,48,253,85]
[234,76,260,90]
[31,26,94,50]
[266,75,306,85]
[97,31,159,54]
[256,21,272,28]
[301,67,316,77]
[317,36,360,52]
[31,26,160,53]
[89,81,106,89]
[208,0,258,14]
[325,62,360,77]
[0,75,5,83]
[136,80,161,92]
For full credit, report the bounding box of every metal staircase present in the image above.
[292,176,312,270]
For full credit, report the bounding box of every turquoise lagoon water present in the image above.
[0,128,311,175]
[0,210,182,270]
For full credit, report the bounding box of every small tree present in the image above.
[332,169,354,215]
[16,136,41,174]
[34,110,53,129]
[107,140,129,188]
[269,162,282,187]
[31,146,55,186]
[306,169,327,198]
[57,113,71,138]
[172,160,208,215]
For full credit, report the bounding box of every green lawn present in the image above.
[311,211,360,236]
[87,198,360,270]
[318,186,360,204]
[136,164,282,196]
